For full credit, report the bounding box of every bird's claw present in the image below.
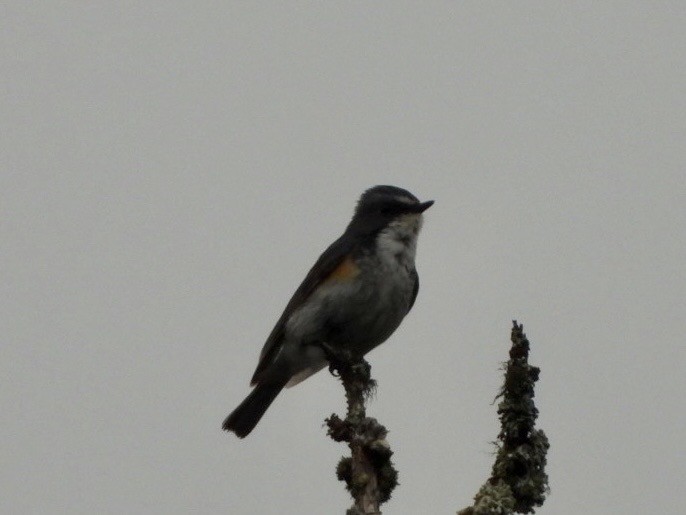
[320,342,355,377]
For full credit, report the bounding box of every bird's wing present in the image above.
[250,234,357,385]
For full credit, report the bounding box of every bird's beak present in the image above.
[415,200,434,213]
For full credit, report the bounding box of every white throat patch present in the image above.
[376,213,422,268]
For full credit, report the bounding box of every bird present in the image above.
[223,185,433,437]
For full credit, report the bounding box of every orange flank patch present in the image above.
[325,255,360,282]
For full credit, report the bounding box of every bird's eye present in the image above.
[380,203,403,216]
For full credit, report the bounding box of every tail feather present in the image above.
[223,381,285,438]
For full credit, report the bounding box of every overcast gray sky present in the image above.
[3,2,685,514]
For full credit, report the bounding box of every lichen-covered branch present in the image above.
[324,347,398,515]
[458,321,549,515]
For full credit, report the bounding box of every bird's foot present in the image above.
[320,342,359,377]
[319,343,372,386]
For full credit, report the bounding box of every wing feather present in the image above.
[250,234,354,385]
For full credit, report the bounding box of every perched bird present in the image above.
[223,185,433,437]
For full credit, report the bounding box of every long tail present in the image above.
[223,381,285,438]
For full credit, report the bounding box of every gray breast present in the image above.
[328,243,416,354]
